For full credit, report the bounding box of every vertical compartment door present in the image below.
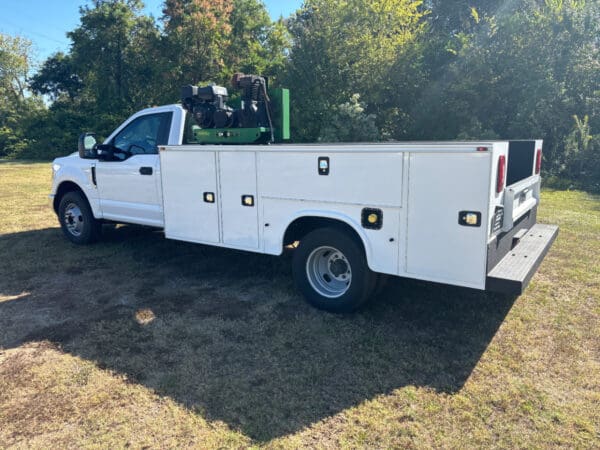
[406,153,490,288]
[219,152,259,249]
[161,150,220,243]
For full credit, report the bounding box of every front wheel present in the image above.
[292,227,376,312]
[58,191,102,244]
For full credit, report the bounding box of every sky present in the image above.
[0,0,302,64]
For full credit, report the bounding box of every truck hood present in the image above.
[53,152,84,166]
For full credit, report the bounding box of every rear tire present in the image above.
[58,191,101,245]
[292,227,376,312]
[374,274,390,296]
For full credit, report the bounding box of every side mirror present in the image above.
[96,144,116,161]
[78,132,98,159]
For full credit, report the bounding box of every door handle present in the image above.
[139,166,153,175]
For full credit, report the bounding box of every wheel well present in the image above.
[283,216,365,252]
[53,181,85,214]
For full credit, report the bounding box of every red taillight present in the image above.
[496,155,506,193]
[535,148,542,174]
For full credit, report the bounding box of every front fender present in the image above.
[52,158,101,219]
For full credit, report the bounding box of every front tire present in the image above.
[58,191,101,244]
[292,227,376,312]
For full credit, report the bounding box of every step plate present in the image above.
[486,223,559,295]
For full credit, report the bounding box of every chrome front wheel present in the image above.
[58,191,101,245]
[63,202,84,237]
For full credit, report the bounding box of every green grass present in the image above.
[0,161,598,448]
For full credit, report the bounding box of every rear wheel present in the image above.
[58,191,101,244]
[374,274,390,296]
[292,227,376,312]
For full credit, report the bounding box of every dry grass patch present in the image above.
[0,342,248,449]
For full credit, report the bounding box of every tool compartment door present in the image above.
[160,150,220,243]
[219,151,259,249]
[406,152,490,288]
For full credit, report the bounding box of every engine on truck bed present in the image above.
[181,73,290,145]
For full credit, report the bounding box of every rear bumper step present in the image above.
[486,223,559,295]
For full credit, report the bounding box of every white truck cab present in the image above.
[50,104,558,312]
[51,105,186,228]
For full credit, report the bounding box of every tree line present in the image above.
[1,0,598,191]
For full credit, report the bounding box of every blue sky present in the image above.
[0,0,302,64]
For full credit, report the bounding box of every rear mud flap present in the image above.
[486,223,559,294]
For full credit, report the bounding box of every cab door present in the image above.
[95,112,172,227]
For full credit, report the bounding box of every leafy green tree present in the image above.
[0,33,43,157]
[17,2,165,159]
[424,0,498,33]
[160,0,287,91]
[24,0,165,158]
[29,52,82,101]
[68,0,162,113]
[409,0,599,184]
[318,94,379,142]
[284,0,426,141]
[563,115,598,187]
[161,0,233,88]
[225,0,290,80]
[0,33,31,102]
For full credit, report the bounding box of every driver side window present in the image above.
[112,112,172,155]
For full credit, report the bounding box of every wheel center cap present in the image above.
[329,258,348,277]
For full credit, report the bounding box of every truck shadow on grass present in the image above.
[0,225,517,441]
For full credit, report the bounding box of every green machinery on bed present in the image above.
[181,73,290,145]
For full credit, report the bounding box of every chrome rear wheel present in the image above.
[292,227,376,312]
[306,246,352,298]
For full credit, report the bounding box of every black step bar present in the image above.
[486,223,559,295]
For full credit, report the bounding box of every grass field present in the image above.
[0,161,598,448]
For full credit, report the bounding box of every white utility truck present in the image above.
[50,77,558,312]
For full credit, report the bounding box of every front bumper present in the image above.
[486,223,559,294]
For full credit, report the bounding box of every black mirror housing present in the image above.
[96,144,116,161]
[78,132,98,159]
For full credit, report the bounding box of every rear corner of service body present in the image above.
[485,140,558,295]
